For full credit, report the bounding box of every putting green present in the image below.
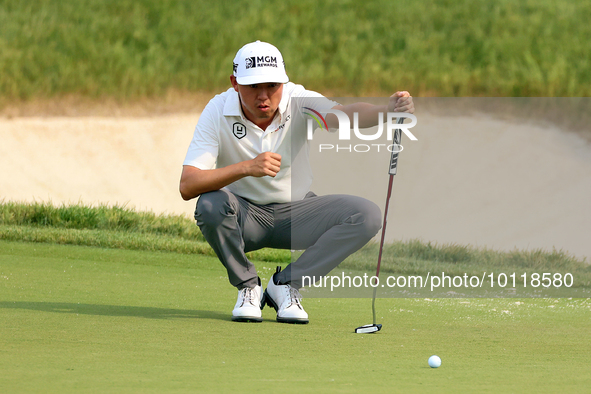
[1,241,590,393]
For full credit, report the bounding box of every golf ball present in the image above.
[428,355,441,368]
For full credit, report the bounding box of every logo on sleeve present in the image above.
[233,122,247,139]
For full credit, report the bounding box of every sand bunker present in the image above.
[1,111,590,260]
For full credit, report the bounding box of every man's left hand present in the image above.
[388,91,414,114]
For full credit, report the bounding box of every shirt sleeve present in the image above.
[183,101,220,170]
[296,88,340,114]
[289,86,340,135]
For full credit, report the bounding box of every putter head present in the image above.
[354,324,382,334]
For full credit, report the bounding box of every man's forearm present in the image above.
[179,163,248,201]
[180,151,282,200]
[328,92,414,129]
[329,103,389,129]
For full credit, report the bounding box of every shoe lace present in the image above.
[287,286,303,310]
[240,287,256,307]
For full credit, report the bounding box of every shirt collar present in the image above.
[223,88,243,118]
[277,87,289,120]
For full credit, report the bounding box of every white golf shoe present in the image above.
[263,268,309,324]
[232,282,263,322]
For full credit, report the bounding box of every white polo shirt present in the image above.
[183,82,338,204]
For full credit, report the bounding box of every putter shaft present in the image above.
[371,117,404,326]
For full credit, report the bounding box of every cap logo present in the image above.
[245,56,278,69]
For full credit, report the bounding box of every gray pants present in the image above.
[195,190,382,289]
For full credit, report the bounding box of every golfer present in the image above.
[180,41,414,323]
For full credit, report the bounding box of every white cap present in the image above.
[232,41,289,85]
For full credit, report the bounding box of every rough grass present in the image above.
[0,200,204,240]
[1,0,590,102]
[0,201,290,263]
[1,201,588,284]
[340,241,591,290]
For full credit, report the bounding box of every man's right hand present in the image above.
[247,152,282,177]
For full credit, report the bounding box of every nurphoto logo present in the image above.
[303,109,417,153]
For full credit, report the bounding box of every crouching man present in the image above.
[180,41,414,323]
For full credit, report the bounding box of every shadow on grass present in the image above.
[0,301,232,321]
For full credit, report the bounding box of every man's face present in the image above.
[231,76,283,129]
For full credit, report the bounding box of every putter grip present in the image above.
[389,118,404,175]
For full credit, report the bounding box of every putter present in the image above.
[355,116,405,334]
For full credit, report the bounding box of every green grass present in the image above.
[2,201,588,287]
[1,0,590,101]
[1,240,591,393]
